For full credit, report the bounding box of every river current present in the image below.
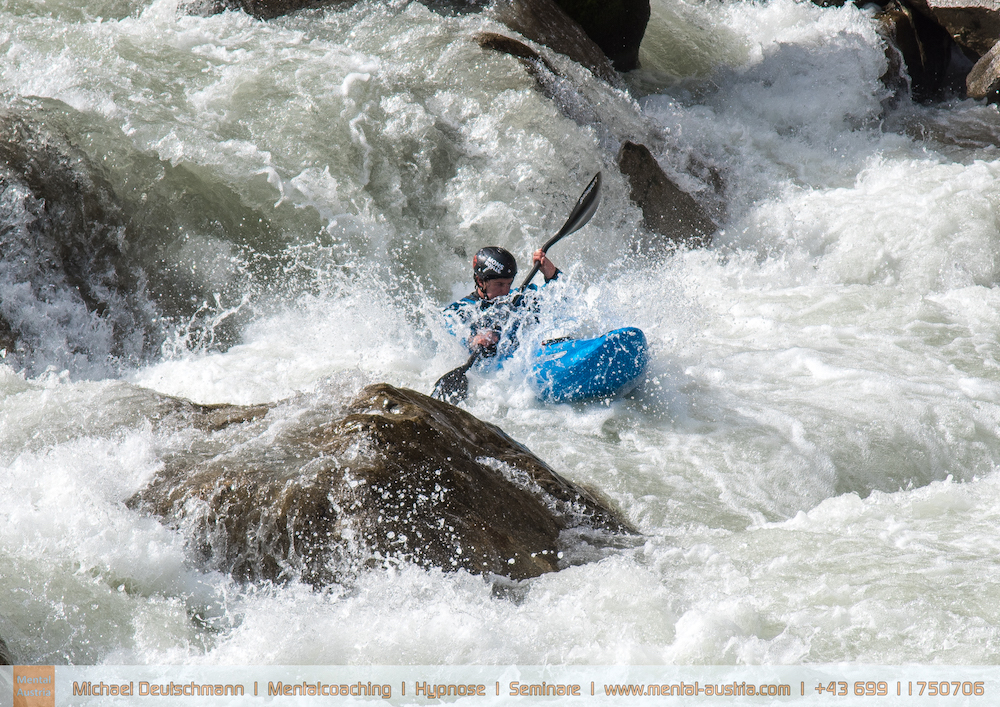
[2,0,1000,669]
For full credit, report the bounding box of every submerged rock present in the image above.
[130,384,633,585]
[618,141,716,250]
[475,31,563,78]
[0,97,282,376]
[0,102,156,372]
[474,31,605,125]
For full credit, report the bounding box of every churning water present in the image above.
[3,0,1000,671]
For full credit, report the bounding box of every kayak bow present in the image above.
[531,327,649,403]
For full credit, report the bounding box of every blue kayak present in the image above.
[530,327,649,403]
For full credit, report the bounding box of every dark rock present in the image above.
[905,0,1000,57]
[552,0,650,72]
[188,401,273,433]
[491,0,620,83]
[618,141,715,250]
[967,33,1000,96]
[129,383,633,585]
[876,11,910,104]
[0,635,11,665]
[877,0,957,100]
[0,315,15,357]
[474,31,604,126]
[0,103,157,373]
[475,31,563,79]
[182,0,355,19]
[0,97,282,376]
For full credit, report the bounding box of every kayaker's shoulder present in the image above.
[444,292,481,312]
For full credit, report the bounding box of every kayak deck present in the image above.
[531,327,649,403]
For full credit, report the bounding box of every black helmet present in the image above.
[473,246,517,281]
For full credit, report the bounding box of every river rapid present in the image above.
[3,0,1000,668]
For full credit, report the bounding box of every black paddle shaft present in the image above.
[431,172,603,404]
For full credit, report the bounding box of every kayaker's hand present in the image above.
[470,330,500,355]
[533,249,558,281]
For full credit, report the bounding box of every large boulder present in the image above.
[552,0,650,72]
[618,141,716,250]
[905,0,1000,57]
[491,0,620,83]
[129,384,633,585]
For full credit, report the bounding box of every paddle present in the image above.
[432,172,602,404]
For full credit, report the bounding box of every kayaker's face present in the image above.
[482,277,513,300]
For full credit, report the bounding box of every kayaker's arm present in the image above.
[532,249,560,282]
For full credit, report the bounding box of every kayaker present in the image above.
[445,246,560,357]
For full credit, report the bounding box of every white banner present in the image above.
[4,665,999,707]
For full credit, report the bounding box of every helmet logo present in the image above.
[476,254,506,276]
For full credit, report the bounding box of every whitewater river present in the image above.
[3,0,1000,678]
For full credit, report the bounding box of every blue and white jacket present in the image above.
[443,273,559,359]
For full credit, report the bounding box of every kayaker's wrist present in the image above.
[544,268,561,282]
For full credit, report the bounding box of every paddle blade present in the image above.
[432,367,469,404]
[545,172,602,248]
[431,353,478,403]
[518,172,603,292]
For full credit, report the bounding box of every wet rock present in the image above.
[185,400,273,432]
[552,0,651,72]
[474,31,604,126]
[906,0,1000,57]
[475,32,564,81]
[0,97,282,376]
[476,32,561,74]
[0,635,11,665]
[491,0,620,83]
[967,35,1000,96]
[182,0,356,19]
[877,0,957,100]
[618,141,715,250]
[0,315,15,357]
[129,384,633,585]
[0,103,156,373]
[474,32,722,216]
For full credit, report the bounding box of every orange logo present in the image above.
[13,666,55,707]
